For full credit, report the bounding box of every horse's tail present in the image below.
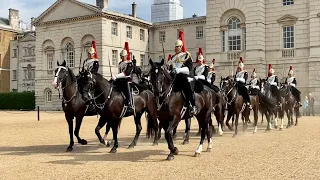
[144,91,158,139]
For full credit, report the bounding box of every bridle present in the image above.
[54,66,78,104]
[220,79,237,105]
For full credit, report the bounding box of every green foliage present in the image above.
[0,92,35,110]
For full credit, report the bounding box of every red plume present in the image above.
[167,54,172,62]
[239,57,243,63]
[268,64,272,70]
[124,42,130,60]
[178,30,186,52]
[196,48,203,63]
[92,40,98,59]
[289,65,292,70]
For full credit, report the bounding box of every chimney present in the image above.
[9,9,20,30]
[96,0,108,9]
[192,13,197,18]
[31,17,35,31]
[132,2,137,18]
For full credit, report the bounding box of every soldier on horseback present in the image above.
[285,65,302,107]
[168,30,197,115]
[207,59,216,85]
[194,48,208,81]
[131,55,142,84]
[235,57,252,109]
[266,64,282,107]
[111,42,134,114]
[248,68,260,95]
[82,40,99,74]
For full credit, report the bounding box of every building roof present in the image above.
[153,16,206,28]
[0,17,9,26]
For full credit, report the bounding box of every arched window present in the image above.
[65,43,74,68]
[46,89,52,102]
[227,17,241,51]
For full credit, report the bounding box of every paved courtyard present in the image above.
[0,111,319,179]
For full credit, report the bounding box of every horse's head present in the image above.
[78,70,96,101]
[220,76,234,94]
[52,60,69,89]
[149,58,168,96]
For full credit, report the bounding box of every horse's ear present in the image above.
[62,60,66,67]
[160,58,164,66]
[57,60,60,66]
[149,58,153,66]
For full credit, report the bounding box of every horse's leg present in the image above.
[261,112,264,125]
[215,108,223,136]
[195,112,209,156]
[65,115,74,152]
[157,121,163,140]
[95,116,108,145]
[172,126,178,139]
[286,109,291,128]
[104,122,113,147]
[291,108,294,126]
[182,118,191,145]
[109,119,120,153]
[295,107,299,126]
[74,115,87,145]
[196,118,201,136]
[165,116,180,161]
[128,112,143,148]
[225,112,233,131]
[206,116,213,152]
[253,108,259,134]
[232,113,240,138]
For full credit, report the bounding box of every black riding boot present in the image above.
[125,82,134,114]
[188,80,197,115]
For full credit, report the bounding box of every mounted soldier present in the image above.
[207,59,220,92]
[82,40,99,74]
[111,42,134,114]
[248,68,260,95]
[131,55,142,84]
[194,48,209,81]
[266,64,282,107]
[167,30,197,115]
[234,57,252,109]
[285,65,302,107]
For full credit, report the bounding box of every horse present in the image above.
[52,60,100,151]
[260,79,285,130]
[220,76,250,137]
[149,58,217,160]
[77,70,159,153]
[279,83,300,128]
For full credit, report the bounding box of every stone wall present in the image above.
[0,30,15,92]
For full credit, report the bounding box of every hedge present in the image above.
[0,92,35,110]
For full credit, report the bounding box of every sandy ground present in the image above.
[0,111,319,180]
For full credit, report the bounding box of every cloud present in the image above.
[0,0,206,24]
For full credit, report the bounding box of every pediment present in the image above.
[19,34,36,42]
[277,14,298,24]
[33,0,101,26]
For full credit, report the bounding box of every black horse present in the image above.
[52,60,101,151]
[149,59,217,160]
[77,70,158,153]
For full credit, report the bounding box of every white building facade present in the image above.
[151,0,183,23]
[33,0,320,112]
[10,31,36,92]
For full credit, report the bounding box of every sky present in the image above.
[0,0,206,24]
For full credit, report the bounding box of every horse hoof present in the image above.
[166,154,174,161]
[196,132,201,136]
[279,128,283,131]
[274,126,278,129]
[128,145,135,149]
[172,134,177,139]
[182,140,189,145]
[152,142,158,146]
[206,148,212,152]
[232,134,237,138]
[106,142,111,147]
[173,147,179,155]
[109,149,117,153]
[66,147,73,152]
[295,124,298,126]
[194,152,201,157]
[79,139,87,145]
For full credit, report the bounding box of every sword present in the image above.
[78,46,83,73]
[107,50,113,78]
[161,42,165,61]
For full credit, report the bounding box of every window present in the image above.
[65,43,74,68]
[47,53,53,70]
[112,50,118,65]
[28,48,32,56]
[13,49,17,58]
[126,26,132,39]
[26,64,34,80]
[140,54,145,68]
[46,90,52,102]
[24,69,27,80]
[24,49,27,56]
[12,70,17,81]
[140,29,145,41]
[32,48,35,56]
[228,17,242,51]
[196,26,204,39]
[283,0,294,6]
[159,31,165,42]
[283,26,294,49]
[111,22,117,36]
[222,31,225,52]
[12,89,17,92]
